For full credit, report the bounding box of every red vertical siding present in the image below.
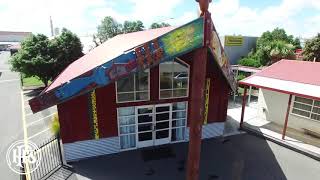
[206,56,230,123]
[58,94,91,143]
[150,66,159,101]
[57,52,231,143]
[95,83,118,138]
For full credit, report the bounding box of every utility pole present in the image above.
[50,16,54,37]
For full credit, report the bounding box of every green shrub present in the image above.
[237,74,246,81]
[51,113,60,135]
[238,57,261,67]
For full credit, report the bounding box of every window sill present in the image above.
[290,113,320,123]
[116,99,150,104]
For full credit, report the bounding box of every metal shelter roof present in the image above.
[240,60,320,100]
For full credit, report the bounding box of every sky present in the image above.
[0,0,319,38]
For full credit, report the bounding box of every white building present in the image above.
[240,60,320,139]
[0,31,31,50]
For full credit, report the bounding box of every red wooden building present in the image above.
[29,1,236,168]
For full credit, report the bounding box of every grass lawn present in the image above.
[22,76,45,87]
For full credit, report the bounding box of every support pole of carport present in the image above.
[240,86,248,129]
[282,94,292,140]
[247,86,252,104]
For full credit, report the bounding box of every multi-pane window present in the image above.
[292,96,320,121]
[118,107,136,149]
[159,58,189,99]
[171,102,187,142]
[116,70,149,103]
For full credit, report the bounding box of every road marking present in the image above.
[0,79,20,83]
[27,113,55,127]
[26,112,33,116]
[25,106,56,117]
[20,91,31,180]
[27,128,50,140]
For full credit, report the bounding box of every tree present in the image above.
[150,22,170,29]
[268,40,295,63]
[246,28,301,66]
[10,34,56,87]
[51,28,84,78]
[123,20,144,33]
[10,29,84,87]
[303,33,320,62]
[97,16,122,43]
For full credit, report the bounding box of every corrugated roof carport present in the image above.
[239,60,320,139]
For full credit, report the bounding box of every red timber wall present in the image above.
[57,53,230,143]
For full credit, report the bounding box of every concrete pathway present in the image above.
[227,100,320,157]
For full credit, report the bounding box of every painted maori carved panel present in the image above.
[29,18,205,113]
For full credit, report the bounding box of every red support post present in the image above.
[240,86,248,128]
[282,94,292,140]
[186,47,207,180]
[186,1,211,180]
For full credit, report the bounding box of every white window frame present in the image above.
[117,107,138,151]
[159,57,190,100]
[115,68,150,103]
[117,101,188,150]
[170,101,188,143]
[290,96,320,123]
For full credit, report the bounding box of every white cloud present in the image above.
[0,0,109,35]
[209,0,320,38]
[128,0,182,24]
[0,0,319,39]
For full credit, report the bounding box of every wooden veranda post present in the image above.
[186,1,212,180]
[282,94,292,140]
[240,86,248,128]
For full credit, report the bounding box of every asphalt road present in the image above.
[0,51,22,180]
[0,51,57,180]
[71,133,320,180]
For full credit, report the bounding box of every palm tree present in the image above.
[268,40,295,64]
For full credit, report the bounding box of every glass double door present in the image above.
[136,104,171,148]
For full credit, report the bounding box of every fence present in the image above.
[21,135,73,180]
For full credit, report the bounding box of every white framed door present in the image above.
[154,104,171,146]
[136,105,154,148]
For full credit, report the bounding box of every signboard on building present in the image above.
[225,36,244,46]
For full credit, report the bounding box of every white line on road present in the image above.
[0,79,20,83]
[21,91,31,179]
[27,113,55,127]
[27,127,50,140]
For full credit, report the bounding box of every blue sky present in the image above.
[0,0,319,38]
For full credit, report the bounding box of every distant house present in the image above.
[240,60,320,138]
[0,31,31,51]
[29,17,236,162]
[221,35,258,65]
[9,44,21,55]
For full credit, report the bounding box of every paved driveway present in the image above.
[0,51,22,180]
[0,51,58,180]
[70,134,320,180]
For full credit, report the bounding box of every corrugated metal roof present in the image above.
[252,60,320,86]
[231,65,263,73]
[240,59,320,100]
[46,27,175,93]
[0,31,31,36]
